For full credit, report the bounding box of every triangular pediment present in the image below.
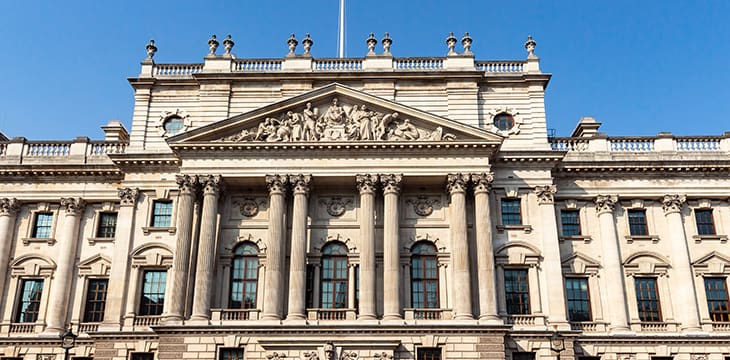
[167,83,503,145]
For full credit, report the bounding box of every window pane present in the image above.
[230,242,259,309]
[151,201,173,227]
[704,277,729,322]
[501,199,522,225]
[417,348,442,360]
[83,279,108,322]
[565,278,591,321]
[15,279,43,323]
[695,209,716,236]
[219,349,244,360]
[139,271,166,316]
[560,210,581,236]
[97,212,118,238]
[504,269,530,315]
[411,242,439,309]
[628,209,648,236]
[635,277,661,322]
[320,243,349,309]
[32,213,53,239]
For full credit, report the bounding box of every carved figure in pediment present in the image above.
[376,112,399,140]
[323,98,346,126]
[394,119,420,140]
[302,102,319,141]
[289,111,304,141]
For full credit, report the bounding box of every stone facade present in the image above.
[0,34,729,360]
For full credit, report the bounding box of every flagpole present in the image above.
[338,0,345,58]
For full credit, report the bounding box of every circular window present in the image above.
[163,116,184,135]
[493,113,515,131]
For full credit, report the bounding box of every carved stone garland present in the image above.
[534,185,557,205]
[662,194,686,214]
[118,187,140,206]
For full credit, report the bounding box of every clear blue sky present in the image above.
[0,0,727,140]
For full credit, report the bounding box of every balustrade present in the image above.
[9,323,34,334]
[132,315,161,327]
[314,58,363,71]
[394,57,444,71]
[234,59,283,72]
[153,63,203,76]
[476,61,526,73]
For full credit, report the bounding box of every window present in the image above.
[695,209,716,236]
[501,199,522,225]
[219,348,244,360]
[504,269,530,315]
[493,113,514,131]
[150,201,173,227]
[130,353,154,360]
[96,212,118,238]
[320,242,348,309]
[704,277,729,322]
[560,210,581,236]
[230,242,259,309]
[627,209,648,236]
[635,277,662,322]
[163,116,184,135]
[565,278,591,321]
[15,279,43,323]
[417,348,442,360]
[138,270,167,316]
[512,353,536,360]
[31,212,53,238]
[83,279,108,322]
[306,264,315,308]
[411,242,439,309]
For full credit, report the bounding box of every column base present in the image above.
[260,314,282,321]
[285,314,307,321]
[39,327,64,337]
[608,325,633,335]
[188,314,211,324]
[382,314,402,321]
[478,315,504,325]
[680,325,704,334]
[160,314,184,325]
[453,314,475,320]
[358,314,378,320]
[98,321,122,331]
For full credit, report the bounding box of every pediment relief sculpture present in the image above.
[217,98,456,142]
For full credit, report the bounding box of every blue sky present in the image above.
[0,0,727,140]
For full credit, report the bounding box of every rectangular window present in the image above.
[150,201,173,227]
[32,212,53,238]
[83,279,108,322]
[501,199,522,225]
[695,209,716,236]
[96,212,118,238]
[704,277,729,322]
[15,279,43,323]
[305,264,314,309]
[130,353,154,360]
[417,348,441,360]
[565,277,591,321]
[138,270,167,316]
[504,269,530,315]
[635,277,662,322]
[560,210,581,236]
[219,348,244,360]
[627,209,648,236]
[512,353,536,360]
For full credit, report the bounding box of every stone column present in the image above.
[45,197,86,334]
[356,174,378,320]
[0,198,20,308]
[166,174,198,323]
[286,174,312,320]
[190,175,223,321]
[471,173,500,323]
[262,174,288,320]
[594,195,631,332]
[662,194,702,332]
[447,173,473,320]
[381,174,402,320]
[102,188,139,330]
[534,185,569,328]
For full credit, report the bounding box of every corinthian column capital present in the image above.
[534,185,557,205]
[289,174,312,196]
[265,174,289,195]
[200,175,224,195]
[175,174,199,195]
[0,198,20,216]
[662,194,686,215]
[356,174,379,194]
[594,194,619,215]
[117,187,140,206]
[446,173,470,194]
[60,197,87,216]
[471,172,494,194]
[380,174,403,195]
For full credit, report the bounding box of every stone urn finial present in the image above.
[223,34,235,55]
[208,34,219,55]
[287,34,298,54]
[446,32,457,55]
[145,39,157,60]
[461,32,473,55]
[366,33,377,55]
[302,33,313,55]
[381,32,393,55]
[525,35,537,58]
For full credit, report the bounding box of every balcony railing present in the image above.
[9,323,35,334]
[550,135,729,153]
[132,315,161,327]
[78,322,100,333]
[314,58,363,71]
[153,63,203,77]
[475,60,526,73]
[629,321,678,333]
[0,139,127,165]
[307,308,356,320]
[569,321,607,333]
[233,59,283,72]
[403,308,453,320]
[711,322,730,332]
[504,314,546,328]
[210,308,261,321]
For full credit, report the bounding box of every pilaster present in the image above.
[0,198,20,317]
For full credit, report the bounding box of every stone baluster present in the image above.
[262,175,288,320]
[534,185,570,328]
[101,188,139,330]
[286,174,312,320]
[447,173,473,320]
[661,194,702,332]
[165,174,198,323]
[471,173,501,323]
[45,197,86,334]
[190,175,224,321]
[381,174,403,320]
[356,174,378,320]
[594,195,631,332]
[0,198,20,311]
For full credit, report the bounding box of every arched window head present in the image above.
[321,242,349,309]
[411,241,439,309]
[230,242,259,309]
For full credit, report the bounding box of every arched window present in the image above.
[321,242,348,309]
[230,242,259,309]
[411,241,439,308]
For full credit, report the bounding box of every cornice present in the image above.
[553,160,730,178]
[109,152,181,172]
[0,164,123,179]
[496,150,565,164]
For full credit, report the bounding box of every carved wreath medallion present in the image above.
[238,198,260,217]
[320,197,351,217]
[407,196,439,217]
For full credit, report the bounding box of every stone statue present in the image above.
[322,98,346,126]
[394,119,419,140]
[302,102,319,141]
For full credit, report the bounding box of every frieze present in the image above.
[217,98,456,143]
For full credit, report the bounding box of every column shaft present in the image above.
[262,175,288,320]
[447,174,473,320]
[595,195,630,332]
[356,174,378,319]
[0,198,20,316]
[287,175,311,320]
[166,175,197,322]
[535,185,569,328]
[472,174,500,323]
[382,174,402,320]
[191,175,223,321]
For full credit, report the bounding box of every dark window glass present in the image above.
[505,269,530,315]
[96,212,117,238]
[651,357,673,360]
[411,242,439,309]
[635,277,662,322]
[561,210,581,236]
[704,277,729,322]
[151,201,173,227]
[219,348,244,360]
[628,209,648,236]
[15,279,43,323]
[305,264,314,308]
[83,279,108,322]
[565,278,591,321]
[138,270,166,316]
[32,212,53,238]
[320,242,348,308]
[493,113,515,131]
[354,265,359,310]
[512,353,536,360]
[695,209,716,236]
[417,348,442,360]
[578,357,601,360]
[230,242,259,309]
[131,353,154,360]
[163,116,184,135]
[501,199,522,225]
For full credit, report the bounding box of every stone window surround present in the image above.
[142,192,177,235]
[495,188,533,234]
[621,200,660,243]
[73,254,111,326]
[495,241,542,318]
[126,242,173,320]
[561,252,605,326]
[557,200,592,243]
[691,251,730,324]
[401,238,450,312]
[22,203,59,246]
[689,199,728,243]
[218,236,267,313]
[3,255,55,333]
[622,252,676,327]
[87,202,120,245]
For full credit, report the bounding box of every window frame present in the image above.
[218,348,244,360]
[96,212,118,239]
[627,209,649,236]
[410,242,440,309]
[560,209,581,237]
[31,212,54,239]
[695,208,717,236]
[229,242,259,310]
[320,242,349,309]
[416,347,442,360]
[504,268,530,315]
[493,112,515,131]
[14,278,44,323]
[704,277,729,322]
[138,269,167,316]
[634,277,662,322]
[565,277,592,321]
[500,198,522,226]
[150,200,173,228]
[130,352,155,360]
[82,278,109,323]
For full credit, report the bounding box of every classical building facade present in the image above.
[0,33,729,360]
